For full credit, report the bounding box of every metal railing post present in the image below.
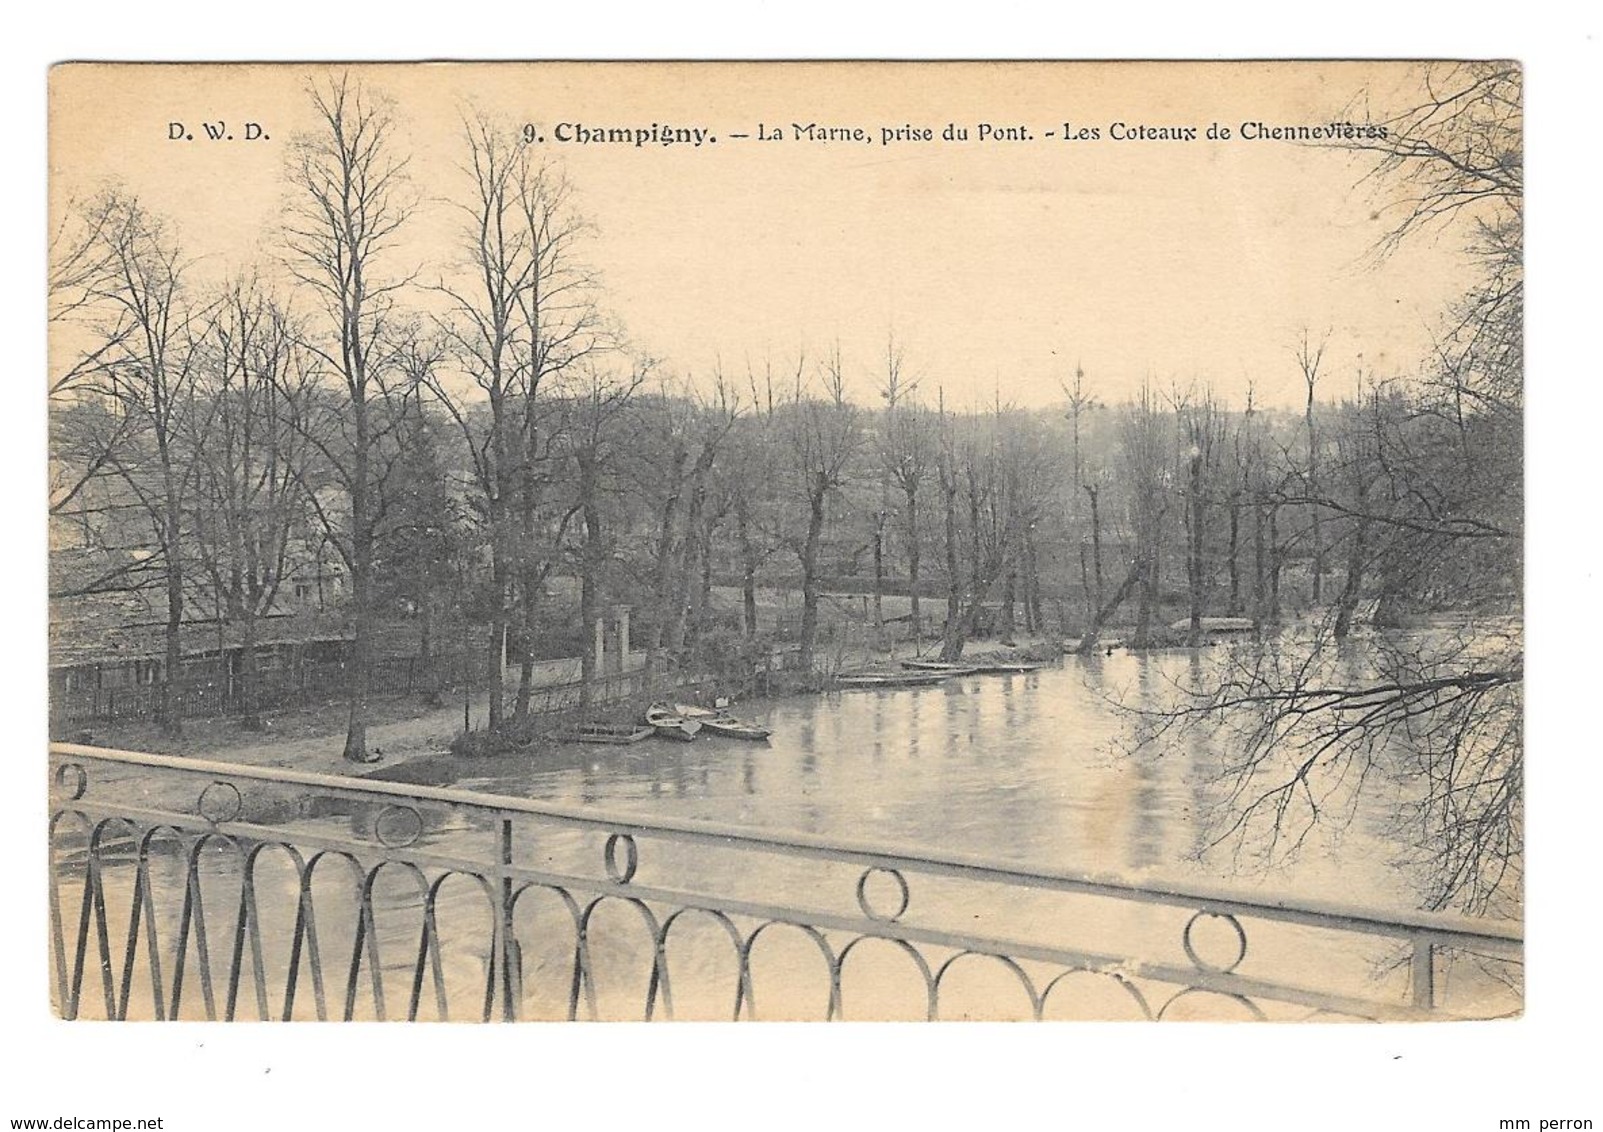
[1411,940,1435,1010]
[499,817,516,1021]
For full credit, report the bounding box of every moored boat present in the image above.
[836,670,951,689]
[1167,616,1257,635]
[966,660,1046,675]
[699,716,772,741]
[557,723,654,745]
[900,659,979,675]
[644,702,701,741]
[664,700,769,739]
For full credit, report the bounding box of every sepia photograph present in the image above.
[43,59,1526,1030]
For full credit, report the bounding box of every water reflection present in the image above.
[375,654,1415,910]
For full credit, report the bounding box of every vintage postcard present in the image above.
[46,61,1522,1024]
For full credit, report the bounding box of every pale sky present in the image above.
[50,61,1476,410]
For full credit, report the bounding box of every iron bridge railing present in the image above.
[48,742,1523,1022]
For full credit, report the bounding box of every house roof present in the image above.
[49,549,352,670]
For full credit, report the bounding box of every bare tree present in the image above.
[1120,382,1173,649]
[1294,329,1330,605]
[937,399,1049,660]
[67,190,205,733]
[283,73,416,762]
[781,346,860,672]
[1343,62,1521,259]
[422,114,603,731]
[884,394,933,646]
[664,382,738,662]
[187,278,317,729]
[566,363,648,715]
[1178,386,1226,647]
[1062,364,1103,624]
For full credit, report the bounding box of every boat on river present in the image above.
[966,659,1046,675]
[699,716,772,741]
[557,722,654,745]
[900,659,979,676]
[836,670,951,689]
[1167,616,1257,635]
[672,702,771,741]
[644,703,702,741]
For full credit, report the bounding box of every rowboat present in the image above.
[699,716,772,741]
[667,701,770,740]
[556,723,654,745]
[644,702,701,741]
[836,671,951,689]
[966,660,1045,675]
[1167,616,1257,634]
[900,660,979,676]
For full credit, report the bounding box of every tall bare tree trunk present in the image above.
[872,510,886,648]
[233,588,261,730]
[1252,492,1268,629]
[940,477,961,658]
[578,452,604,717]
[1267,504,1283,623]
[643,450,685,683]
[1132,549,1155,649]
[1186,449,1206,647]
[1076,558,1143,654]
[1084,484,1104,619]
[797,480,827,672]
[343,420,374,762]
[160,497,183,734]
[905,491,921,642]
[736,498,758,638]
[1227,495,1243,616]
[1333,516,1369,640]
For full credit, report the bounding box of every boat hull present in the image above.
[836,672,950,689]
[560,725,654,745]
[900,660,978,675]
[644,702,702,740]
[700,718,771,741]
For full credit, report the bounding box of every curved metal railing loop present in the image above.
[835,935,937,1021]
[1037,967,1155,1021]
[654,906,747,1021]
[350,859,431,1022]
[1155,985,1268,1022]
[233,839,309,1021]
[739,920,839,1021]
[373,804,425,851]
[179,828,257,1020]
[415,869,499,1022]
[604,833,639,885]
[574,893,664,1021]
[296,848,369,1022]
[507,881,586,1021]
[1182,910,1250,974]
[854,866,911,923]
[119,824,183,1021]
[931,950,1042,1021]
[197,780,244,825]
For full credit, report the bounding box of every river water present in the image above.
[451,652,1413,905]
[56,648,1521,1021]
